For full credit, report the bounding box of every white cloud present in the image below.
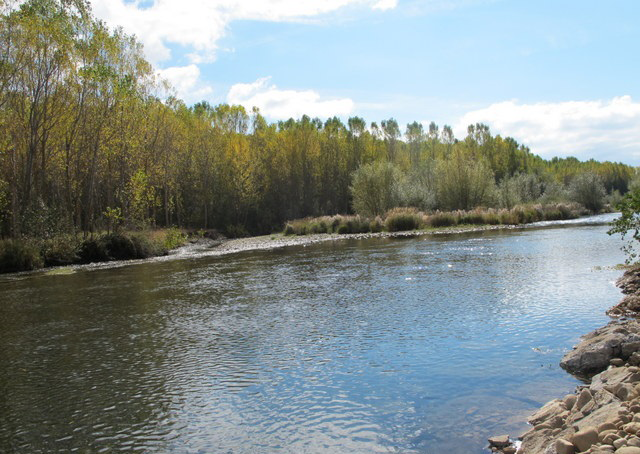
[228,77,354,119]
[456,96,640,164]
[372,0,398,11]
[156,64,213,103]
[91,0,397,64]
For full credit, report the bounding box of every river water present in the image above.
[0,215,628,453]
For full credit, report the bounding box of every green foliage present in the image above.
[569,172,606,213]
[162,227,187,250]
[0,239,43,273]
[0,0,632,245]
[78,232,161,263]
[435,154,496,211]
[608,190,640,263]
[103,207,124,233]
[498,173,543,209]
[41,235,79,266]
[351,162,401,217]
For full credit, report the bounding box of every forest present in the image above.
[0,0,636,255]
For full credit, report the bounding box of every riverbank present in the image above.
[0,213,617,277]
[489,267,640,454]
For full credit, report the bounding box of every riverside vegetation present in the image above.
[0,0,636,273]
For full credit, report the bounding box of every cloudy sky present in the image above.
[91,0,640,165]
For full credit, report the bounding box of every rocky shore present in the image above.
[489,267,640,454]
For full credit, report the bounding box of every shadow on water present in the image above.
[0,215,627,453]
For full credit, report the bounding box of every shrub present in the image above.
[224,224,250,238]
[79,232,159,263]
[0,239,43,273]
[351,162,402,216]
[426,211,458,227]
[370,216,383,233]
[569,172,606,213]
[384,208,423,232]
[162,227,188,250]
[435,153,496,210]
[41,235,80,266]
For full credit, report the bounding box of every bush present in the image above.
[384,208,423,232]
[435,153,496,210]
[161,227,188,250]
[41,235,80,266]
[370,216,383,233]
[425,211,459,227]
[0,239,43,273]
[224,224,250,238]
[569,172,606,213]
[78,232,159,263]
[351,162,402,216]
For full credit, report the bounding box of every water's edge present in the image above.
[10,213,617,280]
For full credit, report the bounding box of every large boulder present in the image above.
[560,321,640,377]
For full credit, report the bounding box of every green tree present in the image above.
[350,161,401,217]
[569,172,606,212]
[608,190,640,263]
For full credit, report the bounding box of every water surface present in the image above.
[0,217,627,453]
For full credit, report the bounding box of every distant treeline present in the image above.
[0,0,636,239]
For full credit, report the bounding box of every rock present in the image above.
[598,422,618,432]
[624,422,640,434]
[502,447,517,454]
[613,358,626,366]
[488,434,510,448]
[615,437,629,449]
[577,389,594,410]
[555,438,575,454]
[616,447,640,454]
[617,383,639,401]
[565,394,578,411]
[529,400,566,426]
[561,321,640,377]
[571,426,599,451]
[629,436,640,447]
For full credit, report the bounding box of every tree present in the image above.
[569,172,606,212]
[608,190,640,263]
[350,161,401,217]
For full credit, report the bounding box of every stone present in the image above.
[602,433,620,445]
[555,438,575,454]
[502,447,517,454]
[565,394,578,411]
[488,435,510,448]
[560,325,629,376]
[599,429,617,442]
[615,437,629,449]
[625,422,640,434]
[598,422,618,432]
[613,358,626,366]
[571,426,599,452]
[616,447,640,454]
[529,400,566,426]
[629,436,640,447]
[617,383,638,401]
[577,389,594,410]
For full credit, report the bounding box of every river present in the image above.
[0,214,627,453]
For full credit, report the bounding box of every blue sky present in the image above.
[92,0,640,164]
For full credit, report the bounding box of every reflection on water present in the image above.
[0,221,626,453]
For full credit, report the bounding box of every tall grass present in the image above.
[282,203,584,236]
